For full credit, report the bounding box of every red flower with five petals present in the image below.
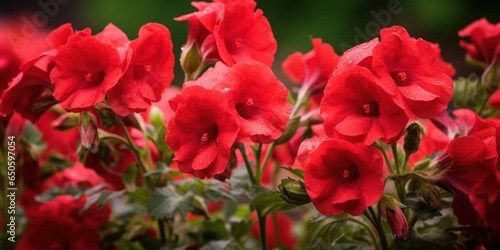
[165,85,240,180]
[299,138,384,216]
[175,0,277,66]
[321,66,408,145]
[459,18,500,65]
[185,61,291,143]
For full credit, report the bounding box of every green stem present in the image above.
[158,219,167,246]
[348,217,381,250]
[116,119,150,186]
[237,144,257,185]
[254,144,263,183]
[257,142,275,184]
[391,144,401,175]
[135,114,154,170]
[368,206,389,250]
[257,210,269,250]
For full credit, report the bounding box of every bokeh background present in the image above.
[1,0,499,86]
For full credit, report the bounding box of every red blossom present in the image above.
[299,138,384,216]
[175,0,277,66]
[17,195,110,250]
[321,66,408,145]
[165,85,240,180]
[282,38,339,95]
[50,33,123,111]
[459,18,500,65]
[371,26,454,119]
[185,61,291,143]
[108,23,174,116]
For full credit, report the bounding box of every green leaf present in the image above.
[83,190,125,211]
[147,188,194,219]
[125,188,149,208]
[280,166,304,179]
[394,228,458,250]
[230,219,254,241]
[155,125,169,152]
[252,191,297,217]
[305,215,348,249]
[200,219,228,242]
[406,192,444,221]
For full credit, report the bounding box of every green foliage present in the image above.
[147,188,195,219]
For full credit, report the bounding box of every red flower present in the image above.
[175,0,277,66]
[299,138,384,216]
[321,66,408,145]
[108,23,175,116]
[165,85,240,180]
[433,134,500,229]
[0,54,56,122]
[459,18,500,65]
[17,195,110,250]
[185,61,291,143]
[50,29,123,111]
[250,212,297,249]
[371,26,454,119]
[282,38,339,95]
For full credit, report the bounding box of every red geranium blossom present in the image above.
[50,31,123,111]
[17,195,110,250]
[282,38,339,95]
[458,18,500,65]
[165,85,240,180]
[299,138,384,216]
[108,23,175,116]
[185,61,291,143]
[175,0,276,66]
[433,133,500,229]
[371,26,454,119]
[321,66,408,145]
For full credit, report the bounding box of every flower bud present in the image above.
[79,111,98,150]
[404,122,425,156]
[482,62,500,94]
[277,178,311,205]
[95,103,116,128]
[180,42,203,80]
[420,183,442,209]
[149,106,164,130]
[387,205,409,240]
[51,112,79,131]
[378,195,408,240]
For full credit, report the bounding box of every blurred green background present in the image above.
[1,0,499,86]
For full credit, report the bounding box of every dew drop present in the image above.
[306,145,315,151]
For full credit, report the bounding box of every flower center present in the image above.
[85,73,93,82]
[341,165,360,181]
[200,132,209,142]
[233,38,243,49]
[144,64,152,72]
[360,102,379,117]
[246,98,254,106]
[391,71,408,86]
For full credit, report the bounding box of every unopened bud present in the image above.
[79,111,98,150]
[95,103,116,128]
[420,183,442,209]
[482,62,500,94]
[277,178,311,205]
[404,122,425,156]
[149,106,164,130]
[180,42,203,80]
[51,112,79,130]
[378,195,408,240]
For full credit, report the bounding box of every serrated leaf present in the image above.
[252,191,297,217]
[306,215,348,249]
[280,166,304,179]
[96,190,125,208]
[147,188,194,219]
[201,219,228,242]
[125,188,149,208]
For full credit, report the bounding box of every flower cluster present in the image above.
[1,1,500,249]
